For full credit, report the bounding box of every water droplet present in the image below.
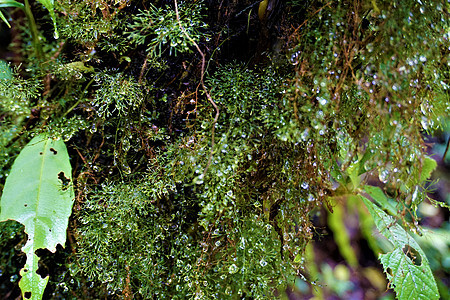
[260,258,268,267]
[228,264,238,274]
[225,286,232,295]
[317,97,328,105]
[239,237,246,250]
[121,162,131,174]
[301,182,309,189]
[122,138,131,152]
[301,128,310,141]
[378,169,389,183]
[194,173,204,185]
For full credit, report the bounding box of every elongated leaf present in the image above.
[0,134,74,300]
[36,0,58,39]
[364,185,398,216]
[0,0,24,8]
[0,11,9,27]
[326,197,358,267]
[0,0,25,28]
[359,195,439,300]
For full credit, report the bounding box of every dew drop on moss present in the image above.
[259,258,267,267]
[379,169,389,183]
[228,264,238,274]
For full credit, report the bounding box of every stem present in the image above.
[61,78,95,118]
[24,0,43,59]
[174,0,220,178]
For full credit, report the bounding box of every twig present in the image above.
[174,0,219,177]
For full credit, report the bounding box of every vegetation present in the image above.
[0,0,448,299]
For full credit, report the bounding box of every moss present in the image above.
[0,0,448,298]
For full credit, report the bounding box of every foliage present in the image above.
[56,0,125,47]
[0,134,74,299]
[0,60,42,175]
[359,195,439,300]
[74,179,295,298]
[0,0,24,28]
[127,1,208,58]
[0,0,448,299]
[34,0,58,38]
[92,70,145,118]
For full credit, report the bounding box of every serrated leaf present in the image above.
[359,195,439,300]
[420,156,437,183]
[0,134,74,300]
[36,0,58,39]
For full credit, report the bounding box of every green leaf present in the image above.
[0,0,24,8]
[359,195,439,300]
[326,198,358,267]
[364,185,398,217]
[36,0,58,39]
[0,134,74,300]
[420,156,437,183]
[0,0,25,28]
[0,11,9,28]
[347,161,360,190]
[357,149,374,175]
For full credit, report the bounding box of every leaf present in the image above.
[347,161,360,190]
[0,0,24,8]
[364,185,397,217]
[359,195,439,300]
[420,156,437,183]
[0,11,9,27]
[0,0,25,28]
[36,0,58,39]
[0,134,74,300]
[326,197,358,267]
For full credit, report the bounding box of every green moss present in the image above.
[0,0,448,298]
[127,2,208,58]
[93,71,145,118]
